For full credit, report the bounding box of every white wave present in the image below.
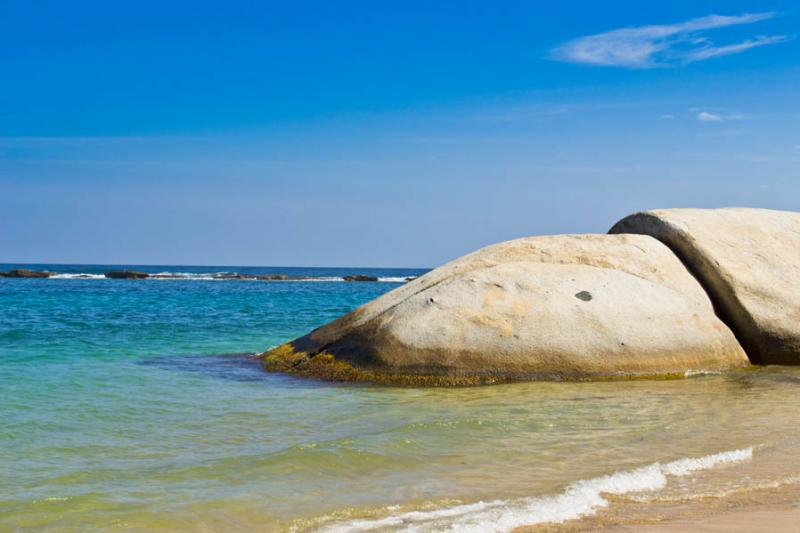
[50,273,106,279]
[378,277,413,282]
[164,277,219,281]
[150,273,219,280]
[320,447,753,533]
[661,448,752,476]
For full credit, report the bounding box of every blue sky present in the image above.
[1,1,798,267]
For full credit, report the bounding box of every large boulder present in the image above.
[610,208,800,365]
[262,234,748,384]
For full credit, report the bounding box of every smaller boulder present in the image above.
[104,270,150,279]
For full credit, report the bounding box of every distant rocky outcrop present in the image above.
[262,233,749,385]
[104,270,150,279]
[0,269,54,278]
[343,275,379,282]
[256,274,290,281]
[610,208,800,365]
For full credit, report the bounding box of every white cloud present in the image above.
[552,12,786,68]
[697,111,723,122]
[685,34,787,61]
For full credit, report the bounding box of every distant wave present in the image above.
[318,447,753,532]
[46,272,413,282]
[51,273,106,280]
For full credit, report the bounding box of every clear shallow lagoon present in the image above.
[2,265,800,531]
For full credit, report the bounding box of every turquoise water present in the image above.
[3,265,800,532]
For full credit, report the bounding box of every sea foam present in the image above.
[319,447,753,532]
[50,273,106,279]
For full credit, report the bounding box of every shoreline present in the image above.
[517,473,800,533]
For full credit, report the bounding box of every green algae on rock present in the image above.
[261,233,749,385]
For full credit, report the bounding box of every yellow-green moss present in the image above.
[261,344,494,386]
[262,343,309,372]
[260,343,710,387]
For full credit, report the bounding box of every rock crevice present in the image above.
[610,208,800,365]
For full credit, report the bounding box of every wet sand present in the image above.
[632,506,800,532]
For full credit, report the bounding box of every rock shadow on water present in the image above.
[724,366,800,389]
[137,352,358,389]
[138,353,280,383]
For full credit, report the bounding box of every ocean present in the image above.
[2,264,800,531]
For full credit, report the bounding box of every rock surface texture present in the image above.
[262,233,748,384]
[610,208,800,365]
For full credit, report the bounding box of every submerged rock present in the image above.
[262,234,748,385]
[2,269,54,278]
[104,270,150,279]
[611,207,800,365]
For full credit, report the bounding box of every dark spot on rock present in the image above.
[575,290,592,302]
[429,297,435,304]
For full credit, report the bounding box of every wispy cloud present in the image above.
[693,109,750,122]
[552,12,786,68]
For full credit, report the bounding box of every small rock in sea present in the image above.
[343,275,379,282]
[104,270,150,279]
[2,269,55,278]
[405,277,417,282]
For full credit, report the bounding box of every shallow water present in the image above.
[2,267,799,532]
